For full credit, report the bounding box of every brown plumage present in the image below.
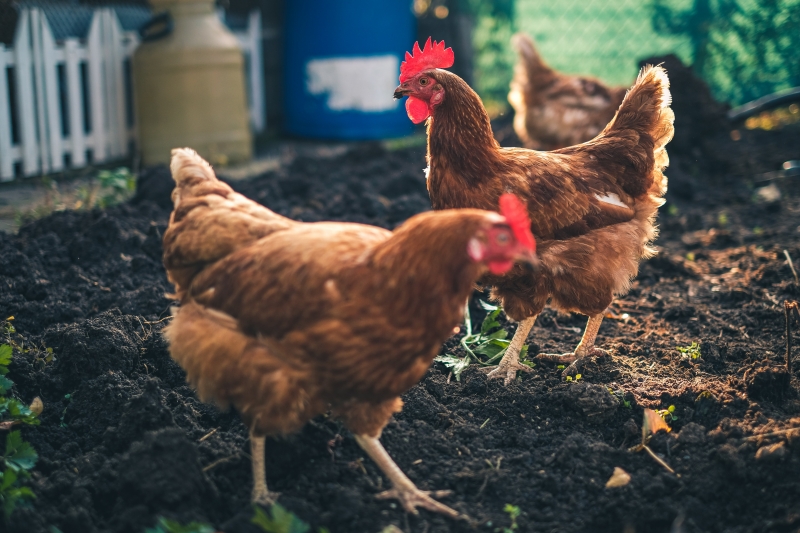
[161,148,536,516]
[508,33,627,150]
[394,57,673,383]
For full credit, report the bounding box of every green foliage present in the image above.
[676,341,701,360]
[435,301,532,381]
[0,469,35,520]
[565,373,582,382]
[145,517,215,533]
[651,0,800,105]
[0,343,40,520]
[468,2,517,113]
[251,504,329,533]
[609,388,632,408]
[495,503,520,532]
[656,404,679,422]
[96,167,136,208]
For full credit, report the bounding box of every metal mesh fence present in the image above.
[466,0,800,109]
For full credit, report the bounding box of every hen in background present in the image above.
[508,33,627,150]
[162,149,537,517]
[394,39,673,384]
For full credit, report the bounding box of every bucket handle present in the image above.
[139,11,174,42]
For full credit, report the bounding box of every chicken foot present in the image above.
[250,430,280,506]
[354,434,461,519]
[485,316,537,386]
[536,313,607,376]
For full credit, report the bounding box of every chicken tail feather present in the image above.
[162,149,294,298]
[598,65,674,199]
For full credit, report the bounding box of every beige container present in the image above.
[133,0,252,166]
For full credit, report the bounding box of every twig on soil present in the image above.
[641,444,677,475]
[198,428,218,442]
[784,250,800,285]
[143,316,173,325]
[786,301,797,374]
[480,417,491,429]
[202,453,240,472]
[741,427,800,442]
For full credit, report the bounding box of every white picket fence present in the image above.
[0,8,264,182]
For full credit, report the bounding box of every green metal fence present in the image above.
[467,0,800,109]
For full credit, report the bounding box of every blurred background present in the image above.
[0,0,797,185]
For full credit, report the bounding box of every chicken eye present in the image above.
[419,77,429,86]
[496,232,510,245]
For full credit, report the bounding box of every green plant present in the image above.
[145,517,215,533]
[96,167,136,208]
[655,404,678,422]
[435,302,531,380]
[651,0,800,105]
[609,388,632,408]
[495,503,520,532]
[0,343,39,520]
[252,504,330,533]
[676,341,701,360]
[565,373,582,382]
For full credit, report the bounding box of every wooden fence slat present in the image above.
[0,44,14,181]
[86,11,106,162]
[108,10,127,158]
[64,38,86,167]
[247,10,264,132]
[40,12,64,172]
[30,9,51,174]
[13,10,38,176]
[2,8,262,180]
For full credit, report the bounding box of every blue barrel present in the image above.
[284,0,415,139]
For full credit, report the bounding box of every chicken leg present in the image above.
[485,316,537,385]
[354,434,460,518]
[536,313,606,376]
[250,430,279,506]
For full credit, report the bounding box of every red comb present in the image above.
[499,194,536,251]
[399,37,454,82]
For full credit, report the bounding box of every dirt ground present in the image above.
[2,87,800,531]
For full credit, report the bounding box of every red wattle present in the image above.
[406,96,430,124]
[488,260,514,275]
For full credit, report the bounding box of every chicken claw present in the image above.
[355,435,462,519]
[484,316,537,386]
[536,314,607,377]
[376,487,459,518]
[537,347,607,376]
[250,432,280,506]
[485,356,534,386]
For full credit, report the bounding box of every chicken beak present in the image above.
[394,85,411,100]
[516,249,540,273]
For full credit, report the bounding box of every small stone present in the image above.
[677,422,707,446]
[605,467,631,488]
[755,442,788,462]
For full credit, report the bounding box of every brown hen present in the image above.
[394,39,673,384]
[161,149,536,516]
[508,33,627,150]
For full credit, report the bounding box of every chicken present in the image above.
[161,148,537,516]
[508,33,627,150]
[394,38,673,384]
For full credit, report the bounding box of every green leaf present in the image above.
[3,431,38,472]
[478,300,498,311]
[0,468,17,490]
[486,329,509,341]
[434,355,472,381]
[252,504,311,533]
[0,344,11,367]
[145,517,215,533]
[7,399,39,426]
[0,375,13,395]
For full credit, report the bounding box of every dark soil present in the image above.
[2,116,800,533]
